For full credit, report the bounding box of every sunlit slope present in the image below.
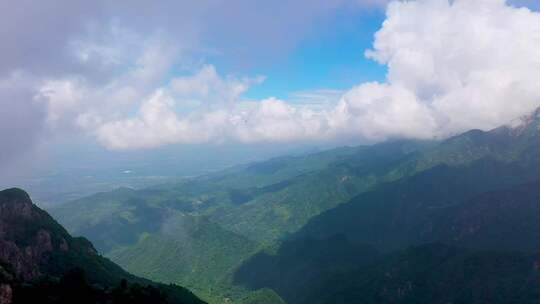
[107,215,259,295]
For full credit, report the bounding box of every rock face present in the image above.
[0,284,12,304]
[0,187,128,287]
[0,188,206,304]
[0,188,70,281]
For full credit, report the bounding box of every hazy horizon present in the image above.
[3,0,540,202]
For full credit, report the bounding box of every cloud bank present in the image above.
[360,0,540,136]
[3,0,540,156]
[59,0,540,149]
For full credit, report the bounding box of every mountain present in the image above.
[0,188,205,304]
[107,215,259,300]
[50,108,540,303]
[233,235,379,304]
[295,158,540,252]
[232,112,540,303]
[52,141,426,250]
[234,178,540,303]
[50,140,429,301]
[301,243,540,304]
[292,121,540,252]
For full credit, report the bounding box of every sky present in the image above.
[2,0,540,189]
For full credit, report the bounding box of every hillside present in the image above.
[0,188,205,304]
[52,141,427,250]
[302,243,540,304]
[296,158,540,251]
[231,112,540,303]
[234,178,540,303]
[108,215,260,299]
[237,242,540,304]
[50,109,540,303]
[233,235,380,304]
[51,140,429,301]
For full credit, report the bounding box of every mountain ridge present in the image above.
[48,107,540,303]
[0,188,205,304]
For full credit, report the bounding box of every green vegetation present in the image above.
[51,140,428,302]
[48,111,540,303]
[235,177,540,303]
[298,243,540,304]
[237,289,286,304]
[233,235,379,304]
[11,268,193,304]
[108,215,259,297]
[0,188,205,304]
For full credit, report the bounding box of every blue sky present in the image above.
[217,8,387,100]
[248,13,386,100]
[219,0,540,101]
[511,0,540,11]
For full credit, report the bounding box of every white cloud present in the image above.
[38,79,85,126]
[232,98,327,143]
[170,65,264,108]
[33,28,266,149]
[329,82,438,140]
[34,29,182,132]
[357,0,540,137]
[95,90,196,149]
[92,83,323,149]
[31,0,540,150]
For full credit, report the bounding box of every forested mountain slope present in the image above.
[0,188,205,304]
[51,109,540,303]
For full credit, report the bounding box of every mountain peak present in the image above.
[506,107,540,136]
[0,188,31,204]
[0,188,206,303]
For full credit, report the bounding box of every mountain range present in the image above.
[46,108,540,303]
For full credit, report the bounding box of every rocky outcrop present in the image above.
[0,284,11,304]
[0,230,57,281]
[0,188,137,287]
[0,188,206,304]
[0,188,72,281]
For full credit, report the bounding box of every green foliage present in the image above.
[11,268,185,304]
[301,244,540,304]
[234,235,379,304]
[108,215,259,292]
[48,114,540,303]
[237,289,287,304]
[49,140,429,302]
[231,122,540,303]
[0,188,205,304]
[295,158,540,252]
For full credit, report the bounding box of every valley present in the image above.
[47,110,540,303]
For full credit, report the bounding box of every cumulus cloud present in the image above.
[4,0,540,157]
[34,30,181,131]
[329,82,438,140]
[357,0,540,136]
[2,0,394,169]
[95,94,327,149]
[75,63,317,148]
[170,65,264,108]
[81,0,540,149]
